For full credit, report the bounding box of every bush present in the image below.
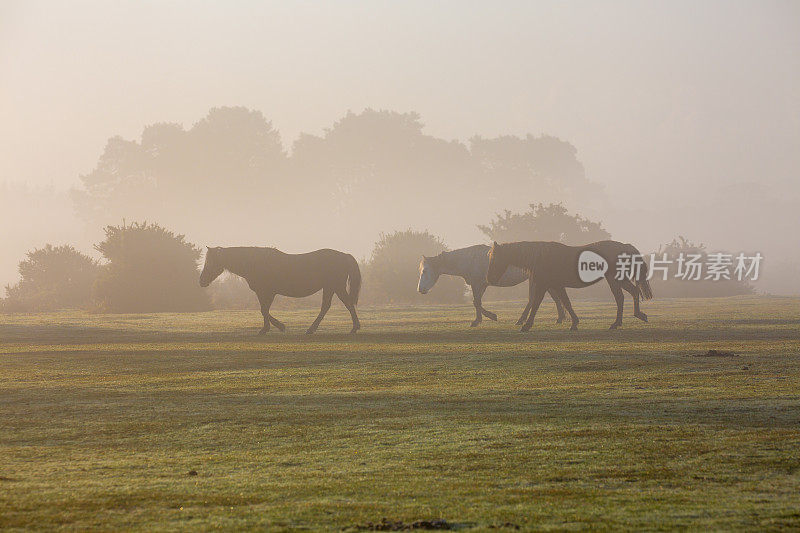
[92,222,210,312]
[2,244,99,312]
[363,230,465,304]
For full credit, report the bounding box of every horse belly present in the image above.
[277,283,323,298]
[494,266,528,287]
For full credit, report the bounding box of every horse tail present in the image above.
[627,244,653,300]
[346,255,361,305]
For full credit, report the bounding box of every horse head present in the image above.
[417,255,441,294]
[199,247,225,287]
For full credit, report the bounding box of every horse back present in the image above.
[539,240,631,288]
[257,248,356,297]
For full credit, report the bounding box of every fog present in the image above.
[2,0,799,295]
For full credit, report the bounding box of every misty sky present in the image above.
[3,1,797,194]
[1,1,799,291]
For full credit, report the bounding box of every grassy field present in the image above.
[1,296,799,531]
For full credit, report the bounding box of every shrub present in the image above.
[364,230,465,304]
[2,244,99,312]
[92,222,210,312]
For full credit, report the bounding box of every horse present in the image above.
[487,240,652,332]
[417,244,566,327]
[199,246,361,334]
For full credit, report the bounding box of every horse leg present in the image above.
[269,312,286,332]
[548,287,566,324]
[608,280,624,329]
[516,299,532,326]
[306,288,333,334]
[257,293,276,335]
[554,286,579,331]
[474,284,497,325]
[521,283,547,333]
[469,284,483,327]
[516,277,534,325]
[621,278,647,322]
[334,286,361,333]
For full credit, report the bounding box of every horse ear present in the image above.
[492,241,499,248]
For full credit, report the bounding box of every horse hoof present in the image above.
[609,323,620,330]
[257,329,268,336]
[305,328,316,335]
[570,325,578,331]
[470,321,480,328]
[637,313,648,323]
[487,314,498,322]
[349,327,359,334]
[520,326,532,333]
[515,319,524,326]
[556,318,564,324]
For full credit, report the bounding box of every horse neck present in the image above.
[434,251,466,277]
[219,248,263,279]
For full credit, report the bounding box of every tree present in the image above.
[469,135,604,213]
[92,222,210,312]
[479,203,611,244]
[289,109,478,253]
[69,106,606,259]
[2,245,99,312]
[363,230,465,304]
[72,107,287,239]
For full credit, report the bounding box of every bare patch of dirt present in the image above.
[695,349,737,357]
[350,518,452,530]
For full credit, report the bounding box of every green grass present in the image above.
[1,296,799,531]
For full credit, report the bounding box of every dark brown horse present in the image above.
[199,247,361,334]
[487,240,652,331]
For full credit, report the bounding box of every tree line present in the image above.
[1,204,752,313]
[69,106,603,256]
